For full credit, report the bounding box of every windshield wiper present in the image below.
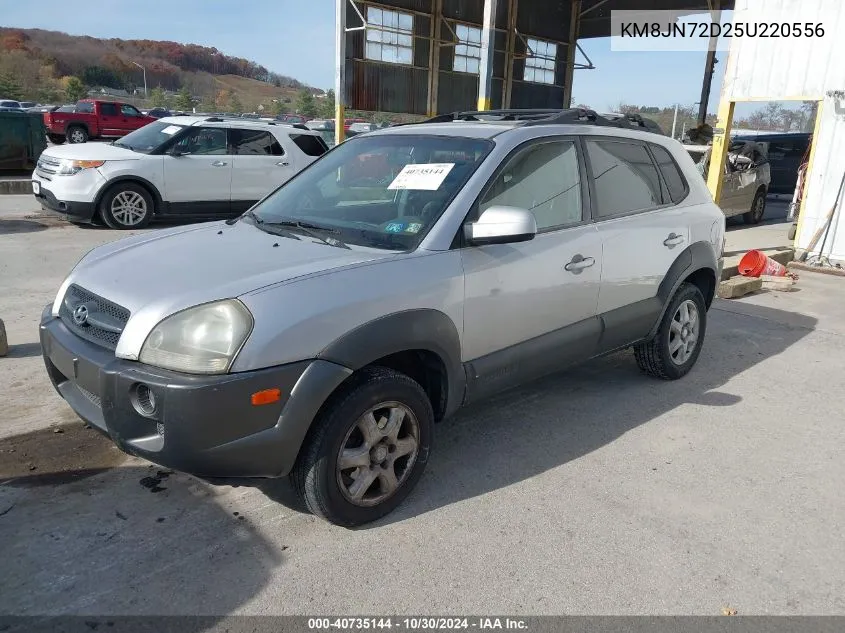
[112,141,131,150]
[236,210,300,240]
[265,219,350,249]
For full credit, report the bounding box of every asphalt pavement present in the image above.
[1,194,843,616]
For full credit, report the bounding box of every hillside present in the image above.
[0,27,315,111]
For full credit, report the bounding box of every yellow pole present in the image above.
[706,99,734,204]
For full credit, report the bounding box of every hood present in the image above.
[57,220,395,350]
[43,143,142,161]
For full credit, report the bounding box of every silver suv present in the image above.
[40,109,725,526]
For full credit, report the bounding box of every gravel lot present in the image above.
[1,195,844,616]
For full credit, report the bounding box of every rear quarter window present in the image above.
[649,143,689,204]
[291,133,329,157]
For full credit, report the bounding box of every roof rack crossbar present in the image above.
[418,108,636,129]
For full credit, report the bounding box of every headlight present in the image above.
[57,159,105,176]
[139,300,253,374]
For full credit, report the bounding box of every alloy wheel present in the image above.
[668,299,700,365]
[336,401,420,507]
[110,191,148,227]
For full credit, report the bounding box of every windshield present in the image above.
[115,120,187,153]
[248,134,492,250]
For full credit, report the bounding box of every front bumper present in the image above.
[40,307,352,478]
[34,186,97,222]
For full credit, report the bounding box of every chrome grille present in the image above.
[36,155,61,180]
[59,284,130,350]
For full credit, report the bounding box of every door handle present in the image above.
[663,233,685,248]
[211,161,228,167]
[276,160,290,166]
[564,254,595,274]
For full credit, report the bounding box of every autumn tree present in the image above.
[63,76,87,102]
[229,92,243,113]
[271,99,287,116]
[295,88,317,117]
[215,89,231,110]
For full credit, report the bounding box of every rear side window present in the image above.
[231,129,284,156]
[99,103,118,116]
[77,102,94,114]
[586,139,662,217]
[291,133,329,157]
[650,144,688,203]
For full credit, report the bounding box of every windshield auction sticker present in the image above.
[388,163,455,191]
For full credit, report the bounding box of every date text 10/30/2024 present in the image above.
[308,618,528,630]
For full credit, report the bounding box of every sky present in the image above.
[1,0,734,113]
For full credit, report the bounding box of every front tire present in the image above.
[99,183,154,229]
[635,282,707,380]
[743,189,766,225]
[66,126,88,144]
[291,367,433,527]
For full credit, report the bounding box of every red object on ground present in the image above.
[738,250,788,277]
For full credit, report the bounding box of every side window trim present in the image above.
[581,135,673,223]
[646,142,690,205]
[451,135,593,249]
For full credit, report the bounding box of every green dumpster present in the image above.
[0,111,47,171]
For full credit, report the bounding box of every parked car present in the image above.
[146,107,172,119]
[348,122,379,134]
[686,138,771,224]
[32,116,329,229]
[0,99,22,111]
[42,99,157,144]
[733,132,810,195]
[275,114,309,125]
[40,108,723,526]
[19,101,37,109]
[305,119,336,147]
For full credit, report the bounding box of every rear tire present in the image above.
[48,134,65,145]
[99,183,154,229]
[635,283,707,381]
[66,126,88,144]
[291,367,433,527]
[743,189,766,225]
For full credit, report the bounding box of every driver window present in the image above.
[121,104,141,117]
[480,140,583,231]
[175,128,228,155]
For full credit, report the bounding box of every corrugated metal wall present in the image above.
[721,0,845,261]
[345,0,572,115]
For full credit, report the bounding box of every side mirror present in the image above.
[464,206,537,246]
[169,146,185,157]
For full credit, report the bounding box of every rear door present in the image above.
[587,138,691,351]
[97,102,122,137]
[230,127,291,213]
[119,104,148,134]
[163,126,233,215]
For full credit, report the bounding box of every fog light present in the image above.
[132,383,157,417]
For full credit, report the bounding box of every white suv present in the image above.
[31,117,329,229]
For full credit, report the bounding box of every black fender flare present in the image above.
[318,309,465,417]
[649,240,718,339]
[95,176,165,214]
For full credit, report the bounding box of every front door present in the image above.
[584,138,691,351]
[97,102,123,137]
[230,128,295,213]
[461,138,602,401]
[119,104,148,134]
[163,126,233,215]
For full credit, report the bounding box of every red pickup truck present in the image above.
[44,99,156,144]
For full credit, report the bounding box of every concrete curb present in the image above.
[717,276,763,299]
[0,179,33,195]
[721,248,794,280]
[0,318,7,357]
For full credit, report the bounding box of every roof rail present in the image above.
[418,108,636,129]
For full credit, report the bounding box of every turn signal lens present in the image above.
[74,160,105,169]
[251,388,281,406]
